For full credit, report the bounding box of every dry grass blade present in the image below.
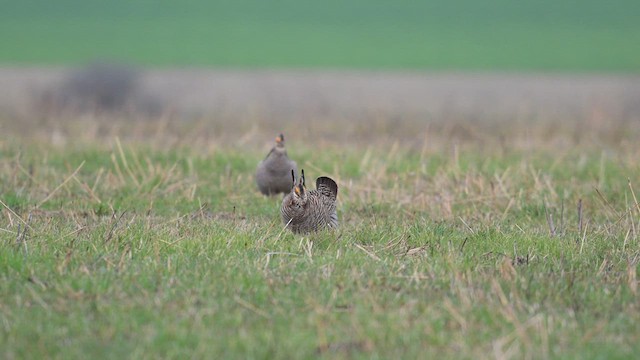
[0,227,18,235]
[577,198,583,234]
[627,258,638,295]
[73,176,102,204]
[37,161,85,209]
[458,217,475,234]
[271,218,293,245]
[0,198,33,230]
[264,251,298,270]
[115,137,140,187]
[354,243,381,261]
[15,213,32,245]
[628,179,640,218]
[544,202,556,237]
[233,296,271,319]
[594,187,619,219]
[104,211,128,243]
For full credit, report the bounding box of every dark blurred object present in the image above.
[37,62,163,116]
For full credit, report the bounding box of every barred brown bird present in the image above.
[255,134,298,195]
[281,169,338,234]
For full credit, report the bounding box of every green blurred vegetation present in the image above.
[2,131,640,358]
[1,0,639,71]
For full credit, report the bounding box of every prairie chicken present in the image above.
[281,169,338,234]
[256,134,298,195]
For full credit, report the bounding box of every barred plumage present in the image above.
[281,170,338,234]
[255,134,298,195]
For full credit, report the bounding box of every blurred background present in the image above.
[1,0,639,145]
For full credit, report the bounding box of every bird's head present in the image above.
[275,133,285,148]
[291,169,307,202]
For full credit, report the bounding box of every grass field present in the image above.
[1,110,639,358]
[1,0,640,71]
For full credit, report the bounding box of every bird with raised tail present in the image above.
[255,134,298,195]
[281,169,338,234]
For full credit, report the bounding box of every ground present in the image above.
[1,70,639,359]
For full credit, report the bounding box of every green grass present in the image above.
[1,0,640,71]
[1,117,640,358]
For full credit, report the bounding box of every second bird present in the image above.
[256,134,298,195]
